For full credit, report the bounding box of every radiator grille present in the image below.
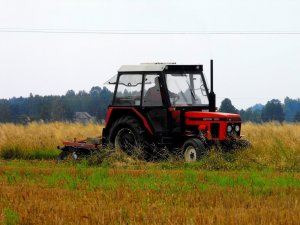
[210,123,220,138]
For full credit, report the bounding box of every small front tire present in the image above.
[182,138,206,162]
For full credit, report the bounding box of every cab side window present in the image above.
[114,74,142,106]
[143,75,163,106]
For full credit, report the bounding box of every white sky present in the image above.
[0,0,300,109]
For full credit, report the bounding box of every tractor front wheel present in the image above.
[182,138,206,162]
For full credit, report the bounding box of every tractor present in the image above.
[58,60,249,162]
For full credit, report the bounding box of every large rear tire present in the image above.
[182,138,206,162]
[108,116,145,156]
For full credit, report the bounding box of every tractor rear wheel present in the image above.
[108,116,145,156]
[182,138,206,162]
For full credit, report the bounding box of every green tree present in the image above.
[240,108,262,123]
[0,86,113,123]
[219,98,238,114]
[284,97,300,122]
[0,100,11,122]
[66,90,75,97]
[251,110,262,123]
[261,99,284,122]
[294,111,300,122]
[50,97,65,121]
[89,86,102,96]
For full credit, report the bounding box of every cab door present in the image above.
[142,74,169,135]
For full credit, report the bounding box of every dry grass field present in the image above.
[0,122,300,224]
[0,162,300,225]
[0,122,102,159]
[0,122,299,170]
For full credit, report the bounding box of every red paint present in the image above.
[105,107,154,135]
[185,111,241,141]
[105,107,113,125]
[131,108,154,135]
[185,111,240,120]
[198,124,207,131]
[62,141,99,150]
[171,110,181,123]
[105,107,241,141]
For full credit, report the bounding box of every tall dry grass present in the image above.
[239,123,300,170]
[0,122,299,170]
[0,122,102,159]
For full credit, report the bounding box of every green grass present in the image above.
[2,208,19,225]
[0,146,60,160]
[87,169,118,191]
[5,171,21,185]
[44,172,80,190]
[1,161,300,195]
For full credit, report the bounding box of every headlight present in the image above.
[235,125,240,132]
[227,125,232,132]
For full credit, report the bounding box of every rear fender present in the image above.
[105,107,153,136]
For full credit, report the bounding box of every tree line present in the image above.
[0,86,113,123]
[219,97,300,123]
[0,86,299,123]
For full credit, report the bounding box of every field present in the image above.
[0,123,300,224]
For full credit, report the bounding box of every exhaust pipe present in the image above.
[210,60,214,93]
[209,60,216,112]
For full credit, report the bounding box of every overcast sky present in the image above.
[0,0,299,109]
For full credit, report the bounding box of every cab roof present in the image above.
[118,63,203,73]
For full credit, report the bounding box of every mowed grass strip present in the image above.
[1,164,300,192]
[0,165,300,225]
[1,184,300,225]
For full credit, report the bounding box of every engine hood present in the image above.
[185,111,241,121]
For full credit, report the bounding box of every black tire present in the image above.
[108,116,145,156]
[182,138,206,162]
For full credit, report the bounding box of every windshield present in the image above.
[166,73,209,106]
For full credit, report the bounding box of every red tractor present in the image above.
[59,60,249,162]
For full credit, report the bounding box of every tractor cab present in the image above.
[106,64,209,107]
[102,61,248,161]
